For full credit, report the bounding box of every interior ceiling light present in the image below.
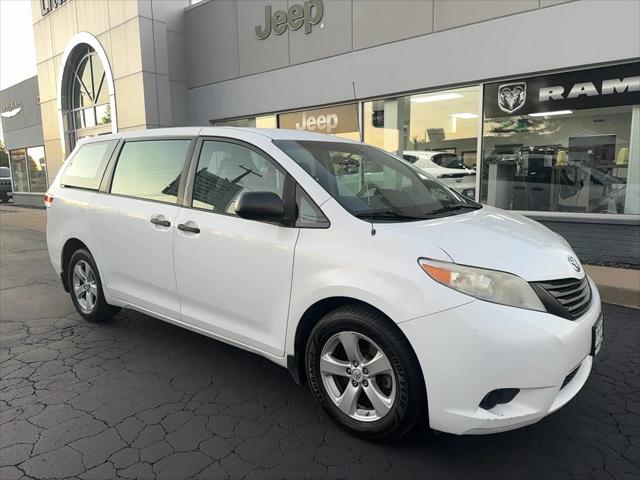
[529,110,573,117]
[450,112,479,119]
[411,93,463,103]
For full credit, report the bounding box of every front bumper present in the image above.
[399,276,601,435]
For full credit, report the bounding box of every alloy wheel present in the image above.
[72,260,98,313]
[319,331,396,422]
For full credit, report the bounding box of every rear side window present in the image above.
[61,140,116,190]
[110,140,191,204]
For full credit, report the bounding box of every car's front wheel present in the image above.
[306,305,426,440]
[68,249,119,322]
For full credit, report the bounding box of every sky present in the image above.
[0,0,37,141]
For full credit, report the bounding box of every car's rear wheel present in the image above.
[68,249,119,322]
[306,304,426,440]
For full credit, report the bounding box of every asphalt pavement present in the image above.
[1,206,639,480]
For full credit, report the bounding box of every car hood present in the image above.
[383,206,583,282]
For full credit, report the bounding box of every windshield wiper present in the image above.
[429,204,482,215]
[354,210,427,221]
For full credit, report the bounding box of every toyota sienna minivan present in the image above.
[45,127,603,439]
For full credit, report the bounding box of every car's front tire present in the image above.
[306,304,426,440]
[67,249,119,322]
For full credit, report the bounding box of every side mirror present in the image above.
[235,191,285,223]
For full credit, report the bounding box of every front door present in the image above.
[173,139,298,356]
[90,138,193,319]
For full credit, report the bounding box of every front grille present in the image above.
[531,276,591,320]
[561,364,580,390]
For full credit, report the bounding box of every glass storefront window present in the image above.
[364,85,481,198]
[9,149,29,192]
[27,146,48,193]
[9,146,48,193]
[278,104,360,141]
[481,105,639,214]
[214,114,276,129]
[480,62,640,215]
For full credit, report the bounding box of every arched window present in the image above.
[63,46,112,150]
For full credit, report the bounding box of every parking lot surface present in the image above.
[1,206,639,480]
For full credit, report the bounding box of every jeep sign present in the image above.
[255,0,324,40]
[279,104,358,135]
[484,62,640,117]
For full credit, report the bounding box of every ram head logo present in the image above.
[498,82,527,114]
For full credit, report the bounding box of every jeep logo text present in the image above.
[255,0,323,40]
[295,112,338,133]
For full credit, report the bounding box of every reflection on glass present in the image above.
[192,141,284,214]
[364,86,480,198]
[111,140,191,203]
[62,141,117,190]
[481,105,639,214]
[10,149,29,192]
[27,146,47,192]
[276,140,479,222]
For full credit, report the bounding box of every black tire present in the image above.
[67,249,119,322]
[306,304,427,440]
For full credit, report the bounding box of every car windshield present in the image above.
[0,167,10,178]
[274,140,481,222]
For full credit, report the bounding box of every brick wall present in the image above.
[541,221,640,267]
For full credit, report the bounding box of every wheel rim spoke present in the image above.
[320,354,351,377]
[337,383,360,416]
[363,379,393,417]
[363,351,392,376]
[74,263,88,283]
[338,332,363,364]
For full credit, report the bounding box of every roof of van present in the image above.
[78,127,359,145]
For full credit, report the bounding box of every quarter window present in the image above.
[192,140,285,215]
[61,140,117,190]
[295,185,329,228]
[110,140,191,203]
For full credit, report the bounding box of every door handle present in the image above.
[150,217,171,227]
[177,223,200,234]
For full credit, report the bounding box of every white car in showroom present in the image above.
[45,127,603,439]
[403,150,476,199]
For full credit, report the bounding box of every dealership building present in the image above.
[1,0,639,265]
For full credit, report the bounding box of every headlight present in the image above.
[419,258,546,312]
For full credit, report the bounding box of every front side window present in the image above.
[275,140,480,222]
[61,140,116,190]
[191,140,285,215]
[110,140,191,203]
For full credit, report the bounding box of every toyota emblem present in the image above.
[568,256,581,273]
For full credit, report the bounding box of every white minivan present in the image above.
[45,127,603,439]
